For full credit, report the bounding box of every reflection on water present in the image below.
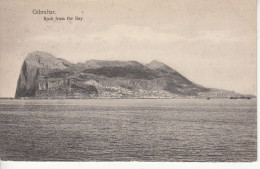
[0,99,257,161]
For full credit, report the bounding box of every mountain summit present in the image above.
[15,51,243,99]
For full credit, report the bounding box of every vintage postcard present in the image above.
[0,0,257,163]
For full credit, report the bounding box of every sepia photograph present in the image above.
[0,0,257,165]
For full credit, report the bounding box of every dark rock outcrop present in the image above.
[15,51,245,99]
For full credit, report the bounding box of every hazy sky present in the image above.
[0,0,256,97]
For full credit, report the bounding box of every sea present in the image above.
[0,99,257,161]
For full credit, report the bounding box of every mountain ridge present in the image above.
[15,51,251,99]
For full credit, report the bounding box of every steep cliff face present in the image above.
[15,51,71,98]
[15,51,243,99]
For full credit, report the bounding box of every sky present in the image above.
[0,0,256,97]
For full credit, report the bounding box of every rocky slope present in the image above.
[15,51,246,99]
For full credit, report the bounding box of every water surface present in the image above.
[0,99,257,161]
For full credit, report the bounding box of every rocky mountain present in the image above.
[15,51,247,99]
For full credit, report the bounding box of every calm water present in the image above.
[0,99,257,161]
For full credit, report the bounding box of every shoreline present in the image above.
[0,97,256,100]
